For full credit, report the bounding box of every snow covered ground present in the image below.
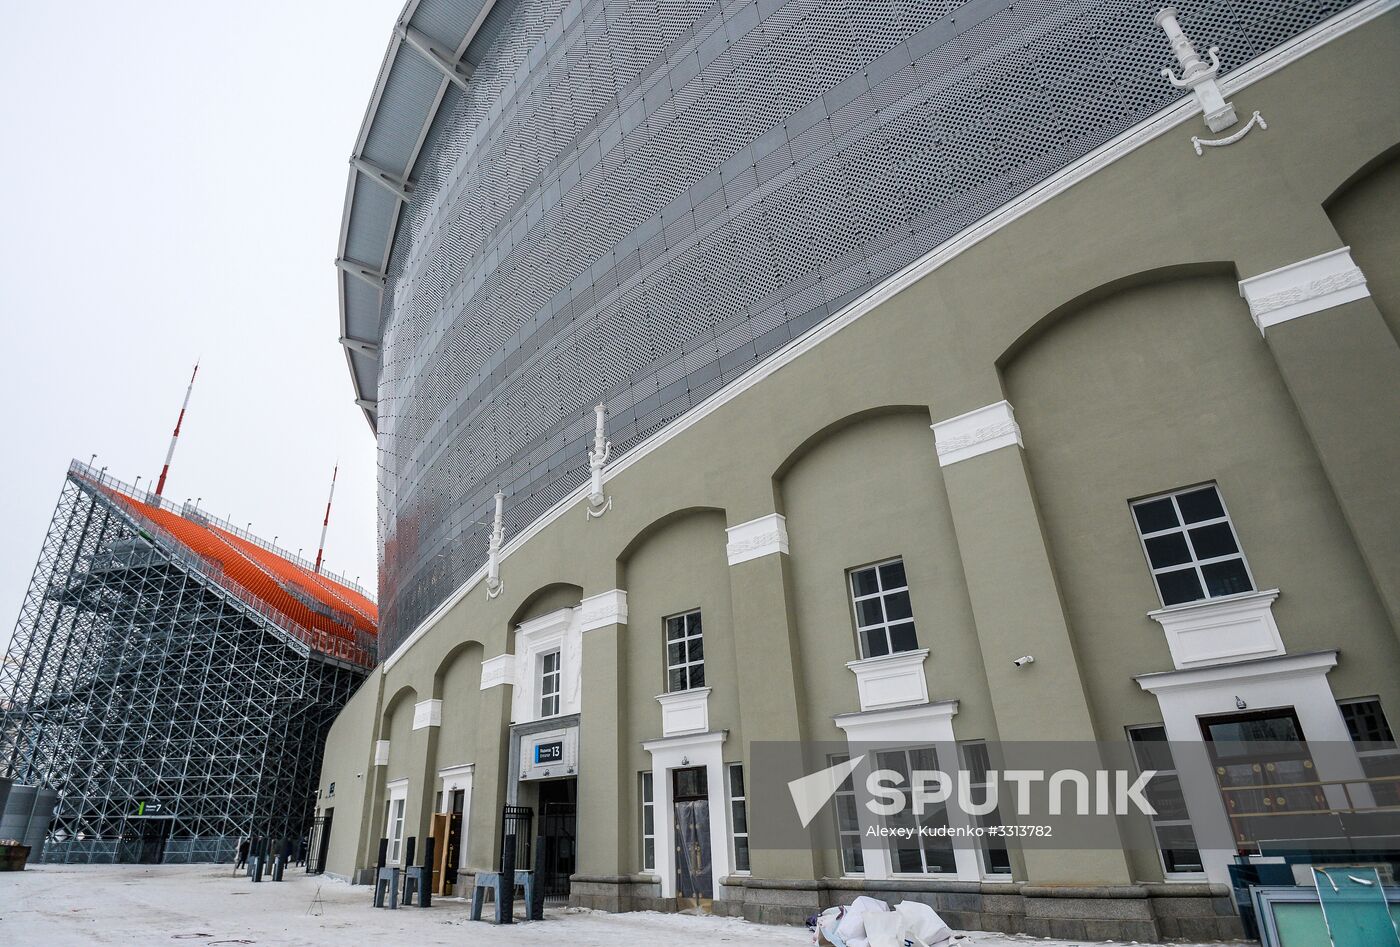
[1,864,1236,946]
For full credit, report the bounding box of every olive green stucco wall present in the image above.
[316,10,1400,893]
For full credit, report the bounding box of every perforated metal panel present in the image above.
[369,0,1357,655]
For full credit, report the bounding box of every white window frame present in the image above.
[539,648,561,718]
[849,558,918,659]
[728,763,750,874]
[1126,725,1206,879]
[875,745,958,877]
[384,779,409,867]
[1130,483,1255,608]
[640,771,656,872]
[1338,697,1400,781]
[664,610,705,692]
[830,753,864,876]
[960,741,1012,877]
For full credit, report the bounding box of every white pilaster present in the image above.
[725,513,789,565]
[1238,247,1369,335]
[931,401,1023,467]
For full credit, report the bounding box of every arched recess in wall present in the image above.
[772,405,932,495]
[380,684,420,741]
[379,684,420,779]
[616,507,728,583]
[1324,141,1400,345]
[617,506,734,723]
[507,583,585,629]
[433,641,485,772]
[773,406,986,722]
[1000,264,1372,702]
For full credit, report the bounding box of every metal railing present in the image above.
[68,463,376,669]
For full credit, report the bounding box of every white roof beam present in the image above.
[335,257,386,288]
[340,336,381,358]
[350,156,413,202]
[396,24,475,91]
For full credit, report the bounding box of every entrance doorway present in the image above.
[306,808,332,874]
[672,766,713,914]
[443,788,465,891]
[1201,708,1327,852]
[536,778,576,906]
[117,817,173,864]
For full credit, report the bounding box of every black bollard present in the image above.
[419,836,435,908]
[401,837,416,903]
[529,833,547,921]
[499,832,516,924]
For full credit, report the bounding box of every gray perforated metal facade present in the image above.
[351,0,1357,656]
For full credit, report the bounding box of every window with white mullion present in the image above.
[665,610,704,691]
[640,772,656,871]
[539,649,561,718]
[961,741,1012,876]
[876,746,956,875]
[1131,484,1254,607]
[728,764,750,872]
[1339,698,1400,807]
[849,558,918,658]
[386,796,407,865]
[830,754,865,876]
[1127,725,1204,875]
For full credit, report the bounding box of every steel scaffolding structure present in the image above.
[0,461,375,863]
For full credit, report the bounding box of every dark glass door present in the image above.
[1200,708,1325,852]
[673,766,713,912]
[444,789,464,886]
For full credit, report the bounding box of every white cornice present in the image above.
[380,0,1396,674]
[412,698,442,730]
[1135,649,1338,694]
[931,401,1022,467]
[1238,247,1370,335]
[725,513,790,565]
[642,729,728,754]
[479,653,517,690]
[579,589,629,631]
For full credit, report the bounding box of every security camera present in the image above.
[1012,655,1035,668]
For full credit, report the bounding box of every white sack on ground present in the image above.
[834,895,890,944]
[895,900,954,946]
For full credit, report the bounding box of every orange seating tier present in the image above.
[106,490,377,643]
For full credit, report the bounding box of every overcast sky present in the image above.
[0,1,403,652]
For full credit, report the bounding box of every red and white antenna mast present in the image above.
[155,361,198,498]
[313,463,338,574]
